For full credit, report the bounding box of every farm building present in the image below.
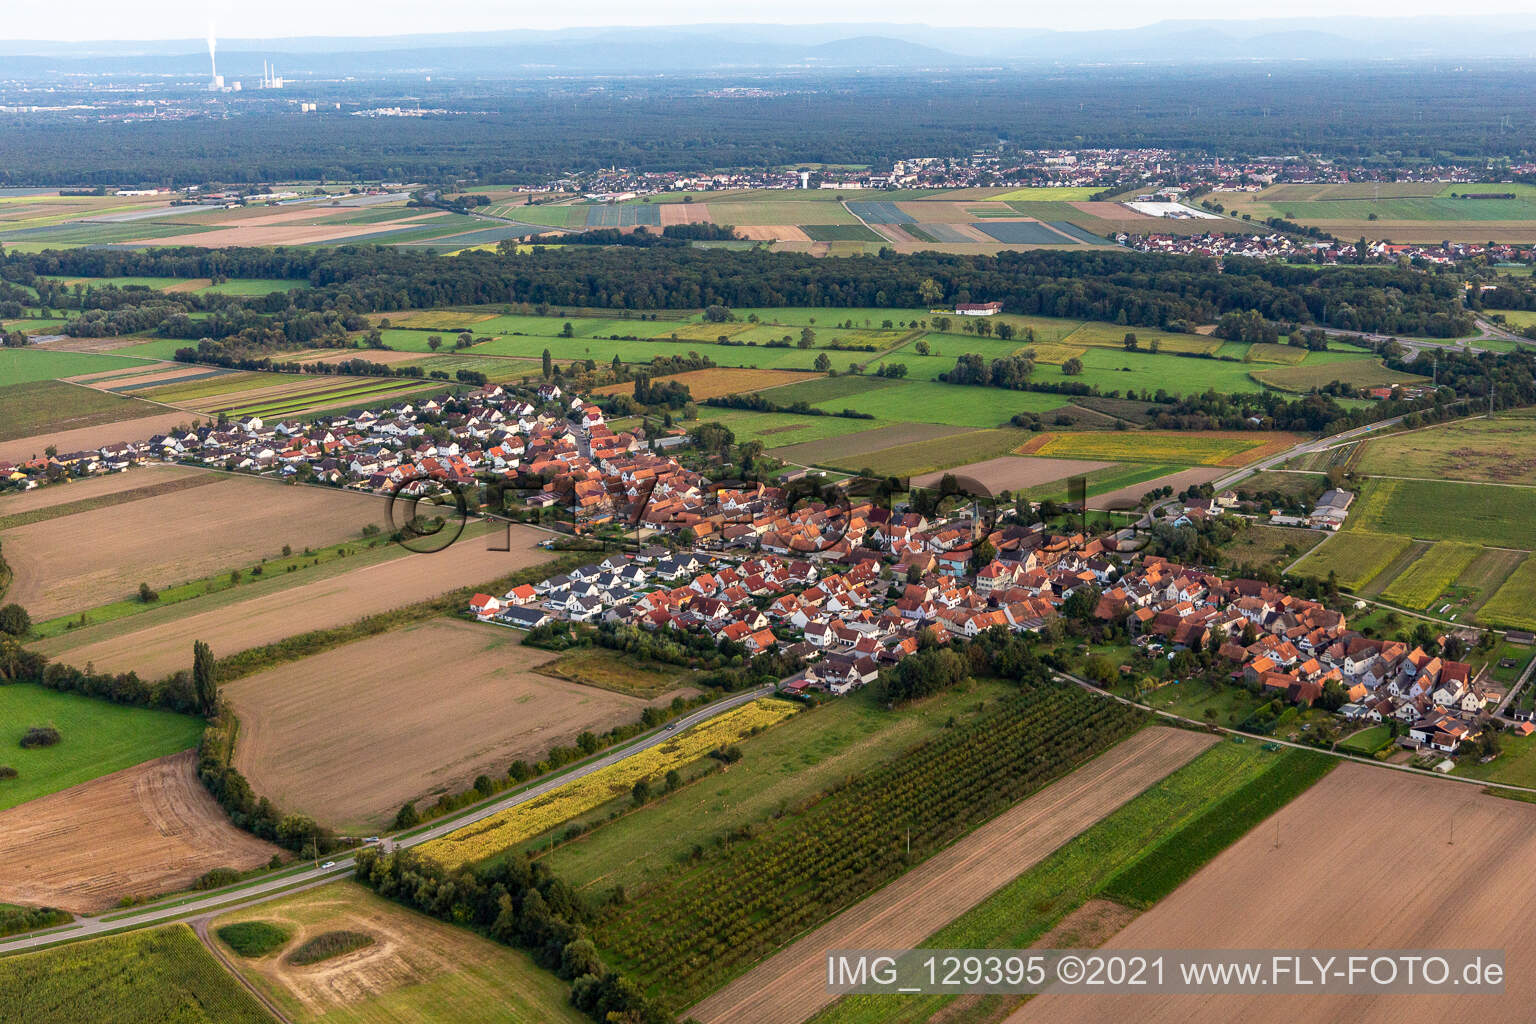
[954,302,1003,316]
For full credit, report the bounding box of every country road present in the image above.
[0,682,774,955]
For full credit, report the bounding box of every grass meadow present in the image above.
[0,683,205,810]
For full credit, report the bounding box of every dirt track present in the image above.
[1011,763,1536,1024]
[688,727,1217,1024]
[0,752,277,912]
[226,618,670,830]
[38,524,550,679]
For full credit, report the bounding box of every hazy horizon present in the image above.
[5,6,1534,44]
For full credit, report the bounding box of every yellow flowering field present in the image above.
[418,698,799,869]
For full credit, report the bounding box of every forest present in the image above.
[0,244,1479,338]
[2,67,1535,184]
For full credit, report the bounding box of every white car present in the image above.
[320,860,336,869]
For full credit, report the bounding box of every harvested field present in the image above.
[158,212,447,248]
[659,202,712,226]
[1087,466,1227,510]
[38,524,549,682]
[689,728,1217,1024]
[1011,764,1536,1024]
[593,367,819,401]
[0,379,163,442]
[910,455,1112,493]
[212,882,586,1024]
[0,751,277,913]
[768,422,970,463]
[5,474,386,620]
[292,348,425,366]
[225,618,672,830]
[735,225,809,242]
[0,409,193,464]
[0,463,204,518]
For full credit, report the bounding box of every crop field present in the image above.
[597,368,818,401]
[690,728,1215,1024]
[765,421,968,462]
[1242,342,1308,365]
[1217,183,1536,242]
[697,409,892,448]
[225,619,677,830]
[1347,477,1536,548]
[1083,465,1226,509]
[0,925,275,1024]
[420,698,800,870]
[908,454,1112,493]
[3,473,386,620]
[0,683,204,811]
[593,683,1144,1012]
[971,220,1082,245]
[0,380,162,442]
[808,739,1290,1024]
[545,680,1019,894]
[1028,347,1266,396]
[1251,358,1427,392]
[35,522,551,684]
[1378,540,1482,609]
[0,751,277,912]
[1477,556,1536,631]
[1354,412,1536,485]
[810,379,1063,427]
[0,464,206,522]
[751,374,897,406]
[826,428,1040,478]
[992,187,1105,202]
[1017,764,1536,1024]
[210,882,583,1024]
[1019,430,1278,466]
[1291,529,1411,589]
[0,347,152,384]
[801,223,886,242]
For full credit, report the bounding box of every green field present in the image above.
[822,427,1036,478]
[1099,749,1334,908]
[1347,477,1536,549]
[753,374,898,405]
[0,925,274,1024]
[0,380,162,442]
[991,187,1105,202]
[545,679,1019,895]
[1028,430,1266,465]
[1354,412,1536,485]
[1292,529,1412,590]
[1252,359,1427,393]
[808,740,1293,1024]
[698,408,891,447]
[0,683,205,810]
[1477,556,1536,631]
[809,379,1063,427]
[0,348,152,384]
[198,278,311,296]
[1219,524,1327,572]
[1378,540,1482,609]
[1338,724,1393,755]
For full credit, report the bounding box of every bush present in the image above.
[217,920,293,958]
[19,724,60,749]
[0,765,15,779]
[394,802,419,829]
[193,867,242,890]
[0,603,29,637]
[286,929,374,965]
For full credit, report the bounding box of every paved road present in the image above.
[0,683,774,954]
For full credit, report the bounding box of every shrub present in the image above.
[193,867,242,890]
[0,765,15,779]
[217,920,293,958]
[20,725,60,749]
[286,930,374,965]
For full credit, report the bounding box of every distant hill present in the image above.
[4,16,1536,75]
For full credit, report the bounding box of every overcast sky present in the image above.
[3,0,1523,42]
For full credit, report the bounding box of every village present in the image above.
[0,369,1514,764]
